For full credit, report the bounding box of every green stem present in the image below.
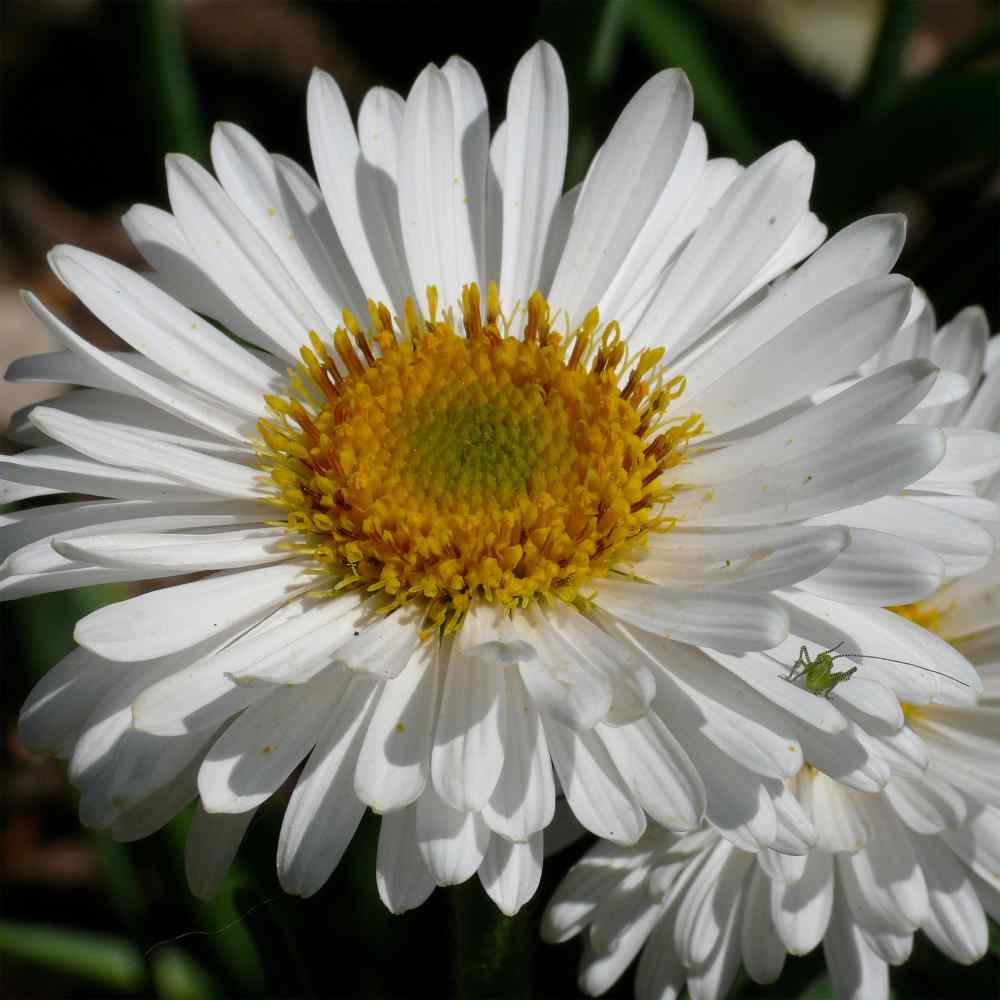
[141,0,208,162]
[857,0,922,117]
[450,881,534,1000]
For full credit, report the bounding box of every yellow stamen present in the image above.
[256,285,701,629]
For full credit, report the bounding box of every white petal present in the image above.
[830,676,904,734]
[596,578,788,653]
[130,600,320,736]
[811,494,994,578]
[634,911,686,1000]
[47,244,276,414]
[542,839,651,944]
[228,596,372,688]
[121,203,280,356]
[798,719,890,793]
[797,769,871,852]
[307,69,410,311]
[333,601,426,679]
[276,677,378,895]
[842,799,927,931]
[670,425,945,527]
[415,781,490,886]
[75,561,313,662]
[185,803,255,900]
[515,604,612,729]
[961,358,1000,431]
[769,847,834,956]
[549,69,692,327]
[667,726,776,851]
[922,305,990,426]
[442,56,489,290]
[783,590,982,704]
[273,152,371,316]
[210,123,358,326]
[481,667,555,841]
[109,760,199,842]
[29,406,264,499]
[823,889,890,1000]
[925,428,1000,484]
[770,782,817,854]
[799,529,944,606]
[686,276,914,435]
[354,640,439,813]
[603,123,706,321]
[358,86,404,181]
[708,646,848,734]
[104,727,214,823]
[478,833,542,916]
[9,390,252,458]
[538,182,580,295]
[430,636,505,812]
[166,154,325,356]
[884,771,968,834]
[1,561,183,601]
[198,669,351,814]
[631,141,814,357]
[687,359,937,485]
[376,806,436,914]
[597,713,706,831]
[542,717,645,845]
[55,527,288,572]
[0,479,59,504]
[485,121,506,289]
[680,212,906,391]
[398,65,467,311]
[18,646,127,757]
[742,865,786,983]
[499,42,568,311]
[637,635,802,779]
[0,446,220,504]
[631,524,848,592]
[19,293,256,442]
[913,835,988,963]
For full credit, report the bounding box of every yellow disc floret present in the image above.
[257,283,701,631]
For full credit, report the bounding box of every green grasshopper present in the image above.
[782,642,971,699]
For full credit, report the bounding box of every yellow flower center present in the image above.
[256,283,701,631]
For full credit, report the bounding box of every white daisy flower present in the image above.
[543,306,1000,995]
[544,758,1000,1000]
[2,43,991,913]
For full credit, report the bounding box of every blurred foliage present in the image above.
[2,1,998,998]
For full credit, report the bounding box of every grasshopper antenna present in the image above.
[830,652,971,688]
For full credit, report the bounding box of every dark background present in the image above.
[2,1,999,997]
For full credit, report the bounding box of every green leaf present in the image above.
[589,0,632,90]
[628,0,763,162]
[449,880,537,1000]
[857,0,923,117]
[0,920,148,993]
[151,946,221,1000]
[141,0,208,162]
[795,975,833,1000]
